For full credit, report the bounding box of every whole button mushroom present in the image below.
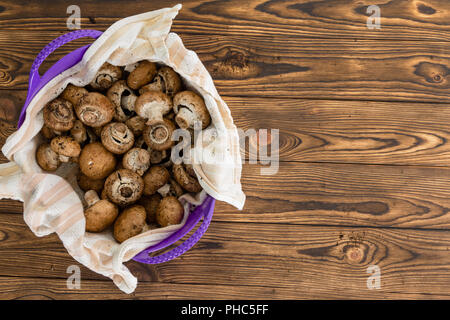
[138,193,162,224]
[106,80,137,122]
[156,196,184,227]
[36,143,61,171]
[139,66,182,97]
[172,163,203,193]
[75,92,115,127]
[61,84,88,106]
[127,60,157,90]
[90,62,123,91]
[113,205,147,243]
[104,169,144,206]
[79,142,117,180]
[143,166,170,196]
[135,91,172,125]
[173,91,211,130]
[84,190,119,232]
[50,136,81,163]
[43,98,76,133]
[122,148,151,176]
[101,122,135,154]
[142,118,176,151]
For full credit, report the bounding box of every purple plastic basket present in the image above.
[18,29,215,264]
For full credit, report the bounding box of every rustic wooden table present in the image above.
[0,0,449,299]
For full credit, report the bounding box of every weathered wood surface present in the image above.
[1,31,450,102]
[0,0,449,41]
[1,0,450,300]
[0,213,450,299]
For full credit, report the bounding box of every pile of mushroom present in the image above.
[35,60,211,243]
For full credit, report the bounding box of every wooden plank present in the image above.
[4,90,450,167]
[3,156,450,229]
[0,0,449,41]
[0,214,450,299]
[1,32,450,102]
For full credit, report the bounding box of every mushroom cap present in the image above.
[127,60,157,90]
[172,163,202,193]
[125,116,146,136]
[156,196,184,227]
[142,118,176,151]
[173,91,211,130]
[84,198,119,232]
[41,125,56,140]
[139,66,182,97]
[75,92,115,127]
[50,136,81,158]
[101,122,135,154]
[122,148,151,176]
[138,193,162,224]
[61,84,88,106]
[143,166,170,196]
[104,169,144,206]
[70,120,87,144]
[36,143,60,171]
[135,91,172,125]
[79,142,117,180]
[107,80,137,122]
[90,62,123,91]
[113,205,147,243]
[43,98,76,132]
[77,172,105,193]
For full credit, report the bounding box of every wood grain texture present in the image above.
[1,0,450,300]
[4,91,450,167]
[0,214,450,299]
[0,0,449,41]
[1,31,450,102]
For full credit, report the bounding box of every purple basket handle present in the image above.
[133,196,215,264]
[18,29,102,127]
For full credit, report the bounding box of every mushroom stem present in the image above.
[84,190,100,207]
[59,155,70,163]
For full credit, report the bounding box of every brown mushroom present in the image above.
[122,148,150,176]
[70,120,87,144]
[134,136,168,165]
[127,60,157,90]
[142,118,175,151]
[113,205,147,243]
[77,172,105,193]
[135,91,172,125]
[40,125,56,140]
[172,163,202,193]
[139,66,182,97]
[156,196,184,227]
[36,143,60,171]
[101,122,135,154]
[84,190,119,232]
[79,142,117,180]
[90,62,123,91]
[43,98,76,133]
[75,92,115,127]
[61,84,88,106]
[143,166,170,196]
[50,136,81,162]
[104,169,144,206]
[126,116,146,136]
[138,193,162,224]
[106,80,137,122]
[173,91,211,130]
